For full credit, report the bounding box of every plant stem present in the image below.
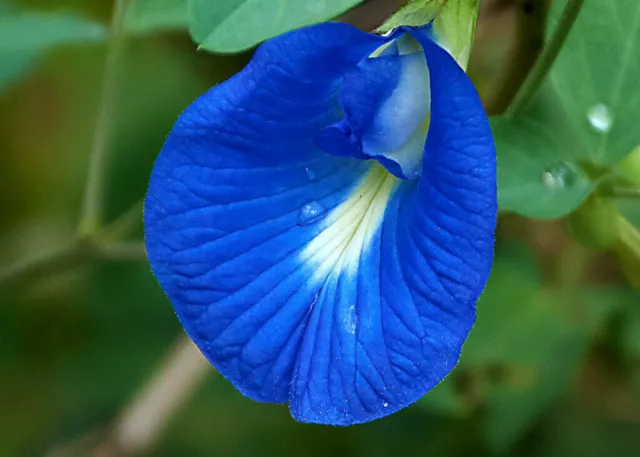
[95,241,147,261]
[45,338,212,457]
[103,337,211,457]
[0,242,84,289]
[616,216,640,288]
[0,240,145,290]
[100,198,145,241]
[78,0,131,237]
[506,0,584,116]
[611,188,640,199]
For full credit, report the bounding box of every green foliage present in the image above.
[378,0,479,69]
[494,0,640,218]
[418,245,636,453]
[188,0,365,53]
[464,247,583,452]
[124,0,189,34]
[377,0,446,32]
[493,88,596,219]
[569,195,620,249]
[0,7,106,92]
[615,146,640,188]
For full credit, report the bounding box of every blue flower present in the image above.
[144,22,497,426]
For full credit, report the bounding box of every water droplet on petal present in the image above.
[587,103,613,133]
[305,167,316,180]
[541,161,578,190]
[297,201,326,226]
[383,402,389,408]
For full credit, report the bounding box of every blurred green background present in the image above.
[1,1,640,456]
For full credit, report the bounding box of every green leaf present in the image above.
[547,0,640,166]
[494,0,640,219]
[461,245,624,452]
[614,145,640,188]
[0,10,106,92]
[188,0,365,54]
[493,88,596,219]
[377,0,479,69]
[616,198,640,227]
[125,0,188,34]
[421,376,469,417]
[377,0,446,32]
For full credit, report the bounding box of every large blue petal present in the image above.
[144,23,496,426]
[289,29,496,425]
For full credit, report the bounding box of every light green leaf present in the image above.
[377,0,446,32]
[378,0,479,69]
[494,87,596,219]
[547,0,640,166]
[431,0,478,69]
[614,145,640,188]
[495,0,640,218]
[125,0,188,34]
[0,10,106,91]
[189,0,365,54]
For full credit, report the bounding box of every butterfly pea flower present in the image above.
[144,22,496,426]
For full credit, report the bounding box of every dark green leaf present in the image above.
[189,0,365,53]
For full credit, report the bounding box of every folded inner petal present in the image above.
[317,36,431,180]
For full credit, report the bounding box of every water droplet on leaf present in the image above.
[587,103,613,133]
[297,201,326,226]
[541,161,577,190]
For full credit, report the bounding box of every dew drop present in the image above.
[541,161,578,190]
[587,103,613,133]
[383,402,389,408]
[297,201,326,226]
[305,167,316,180]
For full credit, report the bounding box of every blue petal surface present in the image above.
[144,23,496,426]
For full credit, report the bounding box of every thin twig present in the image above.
[92,337,212,457]
[0,240,147,289]
[78,0,131,236]
[45,338,212,457]
[616,216,640,288]
[100,199,145,241]
[0,242,84,289]
[94,242,147,262]
[506,0,584,116]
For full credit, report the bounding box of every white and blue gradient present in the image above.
[317,34,432,180]
[144,23,497,425]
